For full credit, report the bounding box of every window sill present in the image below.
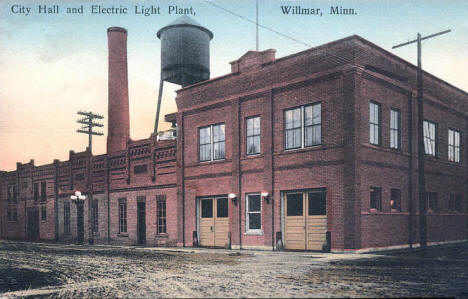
[155,234,169,239]
[282,145,323,154]
[117,233,129,237]
[245,230,263,236]
[369,208,382,213]
[390,208,402,213]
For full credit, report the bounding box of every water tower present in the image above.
[154,16,213,133]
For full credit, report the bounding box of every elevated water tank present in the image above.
[157,16,213,87]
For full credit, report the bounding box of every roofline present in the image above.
[177,34,467,97]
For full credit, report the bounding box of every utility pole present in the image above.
[256,0,259,51]
[393,29,451,249]
[77,111,104,153]
[76,111,104,245]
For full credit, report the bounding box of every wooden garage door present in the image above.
[284,190,327,250]
[199,197,229,247]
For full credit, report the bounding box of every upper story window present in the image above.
[390,109,401,149]
[246,116,261,155]
[423,120,437,156]
[33,183,39,202]
[7,186,17,204]
[390,188,401,211]
[41,182,46,202]
[284,103,321,150]
[199,123,225,162]
[369,102,381,146]
[448,128,461,163]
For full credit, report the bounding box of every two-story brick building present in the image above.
[1,20,467,251]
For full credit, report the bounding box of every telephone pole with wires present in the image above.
[76,111,104,153]
[392,29,451,249]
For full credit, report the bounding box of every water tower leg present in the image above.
[154,78,164,133]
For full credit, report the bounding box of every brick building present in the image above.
[1,22,467,251]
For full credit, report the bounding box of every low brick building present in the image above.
[0,25,467,251]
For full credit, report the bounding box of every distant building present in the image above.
[1,19,467,251]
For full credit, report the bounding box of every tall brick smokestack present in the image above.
[107,27,130,154]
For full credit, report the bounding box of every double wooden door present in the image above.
[199,197,229,247]
[284,190,327,250]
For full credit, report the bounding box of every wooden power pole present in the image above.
[393,29,451,248]
[76,111,104,245]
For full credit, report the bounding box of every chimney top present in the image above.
[107,27,127,33]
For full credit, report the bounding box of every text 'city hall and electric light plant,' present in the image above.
[10,4,196,16]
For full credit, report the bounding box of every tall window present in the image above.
[426,192,438,212]
[199,123,225,161]
[64,202,70,234]
[423,120,437,156]
[41,205,47,221]
[7,186,16,203]
[370,187,382,211]
[119,201,127,233]
[7,207,17,222]
[449,194,463,212]
[33,183,39,202]
[246,116,261,155]
[41,182,46,202]
[285,103,321,150]
[369,102,381,145]
[390,189,401,211]
[157,200,167,234]
[390,109,401,149]
[92,202,99,232]
[246,194,261,233]
[448,129,461,163]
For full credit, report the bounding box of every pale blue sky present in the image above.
[0,0,467,170]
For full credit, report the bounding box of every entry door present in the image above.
[199,197,229,247]
[27,208,39,241]
[284,190,327,250]
[137,202,146,245]
[77,202,84,244]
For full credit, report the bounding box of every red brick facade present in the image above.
[0,34,467,251]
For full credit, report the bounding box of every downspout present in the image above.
[106,157,110,244]
[408,91,414,249]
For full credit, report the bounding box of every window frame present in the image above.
[245,193,262,235]
[390,108,401,150]
[284,102,322,150]
[246,115,261,156]
[119,200,127,234]
[448,128,461,163]
[199,123,226,162]
[423,120,437,157]
[370,187,382,211]
[369,101,382,146]
[390,188,402,212]
[157,199,167,235]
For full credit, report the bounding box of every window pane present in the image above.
[213,141,225,159]
[287,193,303,216]
[217,198,228,218]
[201,199,213,218]
[248,195,261,212]
[213,124,225,142]
[253,117,260,135]
[285,108,301,129]
[308,191,326,215]
[249,213,261,230]
[200,127,210,144]
[200,144,211,161]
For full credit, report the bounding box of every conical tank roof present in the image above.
[157,16,213,39]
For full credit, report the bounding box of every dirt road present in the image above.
[1,240,467,298]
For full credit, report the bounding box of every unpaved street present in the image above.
[0,240,467,298]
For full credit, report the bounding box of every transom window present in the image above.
[246,116,261,155]
[390,109,401,149]
[246,194,262,233]
[199,123,225,162]
[369,102,381,145]
[284,103,321,150]
[423,120,437,156]
[448,129,460,163]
